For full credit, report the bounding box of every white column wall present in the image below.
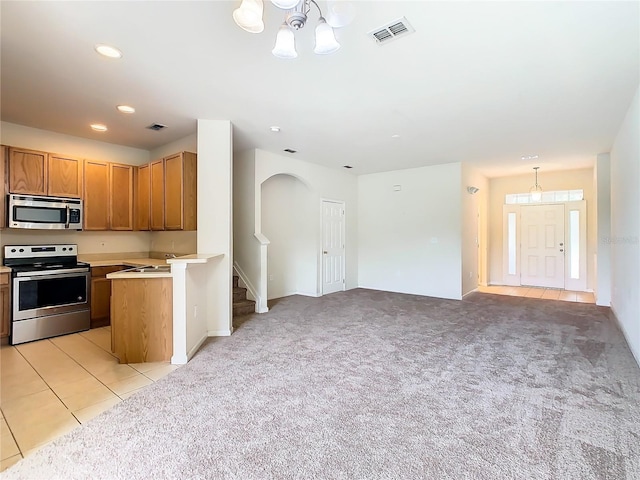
[197,119,233,336]
[594,153,611,306]
[610,85,640,366]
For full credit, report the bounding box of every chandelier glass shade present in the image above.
[233,0,265,33]
[233,0,349,58]
[529,167,543,202]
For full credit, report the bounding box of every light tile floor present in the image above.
[477,285,596,304]
[0,327,180,471]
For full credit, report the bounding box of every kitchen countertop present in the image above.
[81,257,168,268]
[0,266,11,274]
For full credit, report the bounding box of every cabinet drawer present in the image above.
[91,266,125,278]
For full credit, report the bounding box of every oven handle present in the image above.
[65,205,70,229]
[15,269,90,278]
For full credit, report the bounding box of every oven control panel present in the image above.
[4,244,77,259]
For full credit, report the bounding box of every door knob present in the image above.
[560,242,564,246]
[323,251,328,254]
[560,249,564,252]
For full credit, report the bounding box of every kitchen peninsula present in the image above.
[105,253,223,366]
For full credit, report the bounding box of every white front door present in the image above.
[321,200,345,295]
[520,204,565,288]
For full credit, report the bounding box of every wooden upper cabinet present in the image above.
[164,152,197,231]
[0,146,7,230]
[134,164,151,231]
[150,159,165,231]
[8,147,47,195]
[48,154,82,198]
[84,160,110,230]
[109,163,133,230]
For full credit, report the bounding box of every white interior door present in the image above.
[520,204,565,288]
[321,200,345,295]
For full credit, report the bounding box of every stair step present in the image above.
[233,299,255,317]
[233,286,247,302]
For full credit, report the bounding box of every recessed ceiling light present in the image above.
[391,134,400,138]
[90,123,108,132]
[270,126,280,132]
[116,105,135,114]
[95,44,122,59]
[521,154,539,161]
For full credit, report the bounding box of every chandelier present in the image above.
[232,0,355,59]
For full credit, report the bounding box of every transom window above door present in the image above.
[505,189,584,204]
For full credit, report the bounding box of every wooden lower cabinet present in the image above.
[1,273,11,342]
[90,266,125,328]
[111,277,173,364]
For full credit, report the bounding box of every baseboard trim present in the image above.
[208,329,232,337]
[609,305,640,369]
[187,333,209,361]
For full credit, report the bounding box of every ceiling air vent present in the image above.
[368,17,415,45]
[146,123,167,131]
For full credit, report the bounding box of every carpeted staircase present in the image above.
[233,275,255,317]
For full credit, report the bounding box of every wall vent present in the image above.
[283,148,297,154]
[146,123,167,131]
[368,17,415,45]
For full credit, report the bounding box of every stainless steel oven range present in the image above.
[3,244,90,345]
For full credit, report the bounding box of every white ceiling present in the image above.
[1,1,638,178]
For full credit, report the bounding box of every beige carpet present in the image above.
[4,289,640,479]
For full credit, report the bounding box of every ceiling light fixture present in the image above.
[90,123,108,132]
[94,44,122,59]
[116,105,135,114]
[530,167,543,201]
[270,126,281,132]
[233,0,353,58]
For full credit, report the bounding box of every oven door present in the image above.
[13,271,90,321]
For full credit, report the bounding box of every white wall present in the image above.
[261,174,316,299]
[0,122,149,165]
[148,133,197,160]
[610,85,640,366]
[234,150,358,311]
[461,164,489,295]
[594,153,611,306]
[488,168,596,289]
[196,120,233,336]
[232,149,261,304]
[358,163,463,300]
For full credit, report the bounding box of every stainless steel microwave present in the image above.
[8,194,83,230]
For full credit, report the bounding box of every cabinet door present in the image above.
[1,146,7,230]
[84,160,110,230]
[0,275,9,338]
[150,159,165,230]
[109,163,133,230]
[164,153,184,230]
[135,164,151,230]
[90,277,112,329]
[8,147,47,195]
[48,154,82,198]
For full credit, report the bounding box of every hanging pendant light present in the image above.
[233,0,265,33]
[272,23,298,58]
[530,167,543,202]
[314,17,340,54]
